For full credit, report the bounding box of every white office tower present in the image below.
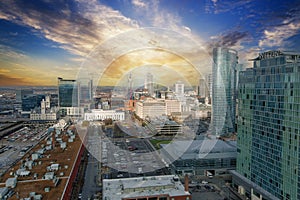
[205,74,212,98]
[175,81,184,96]
[198,78,206,97]
[144,72,154,97]
[45,95,51,109]
[41,99,46,115]
[127,72,133,99]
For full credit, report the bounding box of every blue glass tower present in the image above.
[234,51,300,200]
[212,47,238,136]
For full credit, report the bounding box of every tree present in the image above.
[104,118,113,125]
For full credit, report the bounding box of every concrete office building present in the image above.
[233,51,300,200]
[135,99,181,119]
[212,47,238,136]
[165,99,181,115]
[135,99,166,119]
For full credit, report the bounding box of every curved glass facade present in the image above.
[212,47,238,136]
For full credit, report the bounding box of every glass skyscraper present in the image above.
[212,47,238,136]
[22,94,45,111]
[78,78,93,104]
[234,51,300,200]
[58,77,79,109]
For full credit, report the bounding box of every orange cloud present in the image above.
[98,48,203,86]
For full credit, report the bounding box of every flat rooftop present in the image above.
[0,124,84,200]
[160,139,237,160]
[103,175,190,199]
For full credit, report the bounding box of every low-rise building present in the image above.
[161,139,237,176]
[30,98,59,121]
[146,116,182,136]
[5,178,17,188]
[43,172,55,180]
[84,109,125,121]
[0,187,8,199]
[102,175,191,200]
[30,112,58,121]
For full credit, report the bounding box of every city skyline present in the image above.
[0,0,300,86]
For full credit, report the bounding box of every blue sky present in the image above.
[0,0,299,86]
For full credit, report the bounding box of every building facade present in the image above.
[22,94,45,112]
[198,78,207,97]
[205,73,213,99]
[58,77,80,117]
[212,47,238,136]
[30,99,58,121]
[78,78,93,105]
[30,112,57,121]
[165,99,181,115]
[84,109,125,121]
[234,51,300,200]
[135,99,166,119]
[58,77,79,108]
[16,89,33,103]
[175,81,184,96]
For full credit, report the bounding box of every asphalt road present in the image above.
[81,154,101,200]
[81,124,102,199]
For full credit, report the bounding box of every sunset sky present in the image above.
[0,0,300,86]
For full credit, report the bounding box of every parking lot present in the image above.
[185,174,245,200]
[102,137,169,177]
[0,123,50,176]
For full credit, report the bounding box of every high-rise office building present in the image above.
[58,77,80,116]
[212,47,238,135]
[58,77,79,107]
[49,93,59,108]
[205,73,213,98]
[198,78,207,97]
[45,95,51,109]
[236,63,244,90]
[233,51,300,200]
[15,89,34,112]
[127,72,133,99]
[22,94,45,112]
[78,78,93,103]
[144,72,154,97]
[175,81,184,96]
[16,89,33,103]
